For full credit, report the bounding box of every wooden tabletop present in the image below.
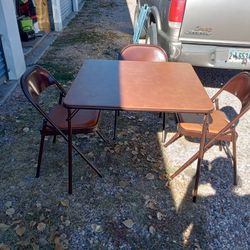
[63,59,214,113]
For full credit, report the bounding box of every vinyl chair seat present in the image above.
[46,105,100,132]
[178,110,233,141]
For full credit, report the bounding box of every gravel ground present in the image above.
[0,0,249,249]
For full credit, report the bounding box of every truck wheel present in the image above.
[134,4,146,39]
[146,23,158,45]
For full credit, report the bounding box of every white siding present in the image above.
[0,0,26,80]
[0,39,7,82]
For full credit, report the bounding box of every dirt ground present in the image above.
[0,0,249,249]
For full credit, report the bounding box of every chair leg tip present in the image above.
[165,178,172,188]
[192,196,197,203]
[234,176,237,186]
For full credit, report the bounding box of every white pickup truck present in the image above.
[135,0,250,70]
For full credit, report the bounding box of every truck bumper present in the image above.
[176,44,250,70]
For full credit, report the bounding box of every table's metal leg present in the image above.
[68,108,73,194]
[113,110,118,140]
[192,114,209,202]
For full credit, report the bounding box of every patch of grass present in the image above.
[53,31,120,47]
[38,62,75,83]
[99,1,118,8]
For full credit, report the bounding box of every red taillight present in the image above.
[168,0,186,23]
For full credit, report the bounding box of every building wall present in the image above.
[0,0,26,80]
[78,0,84,9]
[0,38,7,82]
[0,0,84,83]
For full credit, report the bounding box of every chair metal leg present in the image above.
[192,114,209,202]
[96,130,107,143]
[232,130,237,185]
[52,135,57,144]
[192,158,202,203]
[113,110,118,140]
[68,109,73,194]
[169,138,214,181]
[36,134,45,178]
[169,114,240,202]
[72,144,102,177]
[219,142,223,151]
[162,112,166,143]
[164,132,182,148]
[67,109,103,194]
[159,112,162,118]
[174,113,180,123]
[168,114,209,202]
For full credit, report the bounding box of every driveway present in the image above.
[0,0,249,249]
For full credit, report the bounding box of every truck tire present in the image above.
[146,23,158,45]
[134,4,146,39]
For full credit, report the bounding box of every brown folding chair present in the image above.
[165,71,250,202]
[20,65,105,192]
[114,44,168,140]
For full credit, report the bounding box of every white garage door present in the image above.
[60,0,73,23]
[78,0,84,8]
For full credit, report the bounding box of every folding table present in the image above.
[63,59,214,195]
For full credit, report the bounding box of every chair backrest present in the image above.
[119,44,168,62]
[201,71,250,153]
[223,72,250,113]
[208,71,250,139]
[214,72,250,117]
[20,65,65,107]
[20,65,66,122]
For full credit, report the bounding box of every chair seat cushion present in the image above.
[178,110,233,141]
[46,105,100,132]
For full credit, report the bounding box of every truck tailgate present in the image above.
[179,0,250,46]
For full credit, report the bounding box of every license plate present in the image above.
[228,49,250,64]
